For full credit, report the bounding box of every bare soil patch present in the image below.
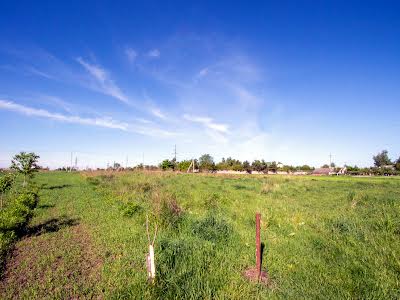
[0,220,103,299]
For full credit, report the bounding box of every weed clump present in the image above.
[133,182,153,194]
[261,182,280,194]
[192,214,232,243]
[151,191,184,229]
[203,192,221,209]
[152,236,224,299]
[86,177,101,186]
[121,202,143,217]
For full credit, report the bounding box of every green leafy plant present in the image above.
[0,173,14,209]
[10,152,40,186]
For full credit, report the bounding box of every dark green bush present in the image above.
[86,177,101,186]
[121,202,143,217]
[192,214,232,243]
[0,190,39,234]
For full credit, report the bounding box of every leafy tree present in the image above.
[178,160,192,172]
[251,160,267,173]
[0,173,14,208]
[298,165,312,171]
[113,162,121,169]
[242,161,251,173]
[199,154,215,171]
[268,161,277,172]
[321,164,330,168]
[10,152,40,186]
[160,159,175,171]
[330,162,336,168]
[373,150,392,167]
[395,157,400,171]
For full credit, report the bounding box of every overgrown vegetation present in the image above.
[0,152,41,274]
[1,171,400,299]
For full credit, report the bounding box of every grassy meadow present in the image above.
[1,171,400,299]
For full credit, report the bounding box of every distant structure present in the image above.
[312,167,335,176]
[312,167,347,176]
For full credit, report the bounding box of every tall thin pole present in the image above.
[256,212,261,279]
[329,153,332,167]
[70,152,73,172]
[174,144,177,161]
[125,155,128,169]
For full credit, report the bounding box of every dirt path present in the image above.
[0,218,103,299]
[0,172,105,300]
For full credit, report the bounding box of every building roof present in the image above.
[312,168,334,175]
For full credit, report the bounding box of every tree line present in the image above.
[160,154,314,173]
[6,149,398,176]
[158,150,400,175]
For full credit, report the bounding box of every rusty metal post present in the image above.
[256,212,261,279]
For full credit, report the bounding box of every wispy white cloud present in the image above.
[150,107,167,120]
[76,57,129,103]
[37,95,74,113]
[134,117,153,124]
[197,67,208,78]
[227,83,263,109]
[26,66,54,80]
[147,49,160,58]
[0,99,179,138]
[125,48,137,63]
[183,114,229,133]
[0,99,128,130]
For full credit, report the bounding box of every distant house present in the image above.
[312,167,335,176]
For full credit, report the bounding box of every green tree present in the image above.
[251,160,267,173]
[178,160,192,172]
[10,152,40,186]
[242,160,251,173]
[298,165,312,171]
[0,173,14,208]
[199,154,215,171]
[160,159,174,171]
[373,150,392,167]
[395,157,400,171]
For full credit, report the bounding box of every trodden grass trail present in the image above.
[1,172,400,299]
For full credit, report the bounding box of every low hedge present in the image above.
[0,188,39,270]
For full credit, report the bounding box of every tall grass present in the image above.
[2,172,400,299]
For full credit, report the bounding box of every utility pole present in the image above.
[329,153,332,167]
[173,144,177,161]
[70,152,73,172]
[75,156,78,170]
[125,155,128,169]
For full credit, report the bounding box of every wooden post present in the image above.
[256,212,261,279]
[148,245,156,282]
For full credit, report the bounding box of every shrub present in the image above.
[0,190,38,234]
[121,202,143,217]
[192,214,232,243]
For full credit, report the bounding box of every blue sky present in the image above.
[1,1,399,168]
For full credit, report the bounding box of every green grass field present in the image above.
[1,171,400,299]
